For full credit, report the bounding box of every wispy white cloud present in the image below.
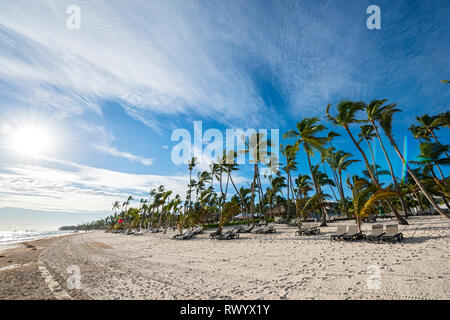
[0,156,249,213]
[94,144,153,166]
[0,0,284,128]
[0,159,188,213]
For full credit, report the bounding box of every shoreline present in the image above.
[0,233,85,299]
[0,230,79,253]
[1,216,449,300]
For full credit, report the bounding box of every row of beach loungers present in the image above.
[209,225,277,240]
[331,224,404,243]
[116,222,403,243]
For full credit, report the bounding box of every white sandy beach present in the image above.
[36,215,450,300]
[1,215,449,300]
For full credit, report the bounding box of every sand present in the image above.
[0,215,448,300]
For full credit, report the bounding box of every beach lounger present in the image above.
[191,227,204,235]
[236,225,253,233]
[343,225,366,241]
[172,230,197,240]
[295,225,309,236]
[296,224,320,236]
[366,214,377,223]
[255,226,276,234]
[381,224,403,243]
[366,224,385,242]
[217,229,240,240]
[172,232,186,239]
[288,220,299,227]
[209,231,219,238]
[181,231,197,240]
[331,225,347,241]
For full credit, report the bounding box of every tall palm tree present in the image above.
[326,100,406,224]
[324,149,359,216]
[281,143,299,220]
[359,125,379,182]
[284,117,329,226]
[112,201,120,216]
[122,196,133,213]
[224,151,250,222]
[187,157,197,209]
[364,99,411,220]
[157,190,173,230]
[378,105,450,219]
[240,132,271,231]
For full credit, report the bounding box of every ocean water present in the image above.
[0,230,75,250]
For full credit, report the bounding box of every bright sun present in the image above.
[10,126,52,157]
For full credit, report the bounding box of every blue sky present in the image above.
[0,0,448,230]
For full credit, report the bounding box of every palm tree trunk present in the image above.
[386,134,450,219]
[286,169,291,220]
[365,138,379,183]
[229,174,250,220]
[304,145,327,226]
[248,164,258,231]
[289,173,298,220]
[255,167,268,224]
[413,192,425,214]
[338,170,348,216]
[344,126,408,224]
[189,169,192,209]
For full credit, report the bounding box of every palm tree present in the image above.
[347,176,396,232]
[364,99,411,221]
[285,117,332,226]
[187,157,197,209]
[378,105,450,219]
[324,149,358,216]
[112,201,121,218]
[410,142,450,210]
[359,125,379,182]
[294,174,313,200]
[438,111,450,129]
[408,125,431,143]
[416,114,450,159]
[157,190,173,230]
[281,143,299,220]
[326,100,406,224]
[240,132,272,231]
[224,151,251,222]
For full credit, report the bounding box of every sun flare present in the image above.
[10,125,52,157]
